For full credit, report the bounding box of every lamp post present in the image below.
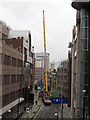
[61,64,64,120]
[82,89,86,120]
[0,115,2,120]
[54,113,58,120]
[7,109,11,118]
[61,83,63,119]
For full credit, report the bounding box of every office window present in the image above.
[0,53,2,64]
[17,59,22,67]
[0,75,2,86]
[12,57,16,66]
[3,75,10,85]
[3,94,9,107]
[16,90,19,98]
[10,92,15,102]
[11,75,16,83]
[4,55,11,65]
[17,75,22,82]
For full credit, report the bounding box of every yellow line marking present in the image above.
[59,112,60,119]
[32,103,43,120]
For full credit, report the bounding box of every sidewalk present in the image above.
[20,97,42,119]
[63,104,71,118]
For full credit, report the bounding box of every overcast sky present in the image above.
[0,0,76,62]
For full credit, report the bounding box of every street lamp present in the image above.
[8,109,11,113]
[7,109,11,118]
[61,83,63,120]
[82,89,86,120]
[54,113,58,120]
[0,115,2,120]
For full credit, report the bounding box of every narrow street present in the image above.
[37,104,60,118]
[33,103,61,119]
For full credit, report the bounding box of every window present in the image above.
[3,75,10,85]
[3,94,9,106]
[4,55,11,65]
[0,75,2,86]
[0,53,2,64]
[10,92,15,102]
[11,75,16,83]
[17,59,22,67]
[12,57,16,66]
[17,75,22,82]
[16,90,19,98]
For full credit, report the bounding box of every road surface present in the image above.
[33,103,61,119]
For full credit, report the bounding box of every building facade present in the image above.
[35,59,44,92]
[35,52,50,72]
[0,40,24,118]
[67,50,72,107]
[8,30,35,93]
[0,21,11,39]
[57,60,68,98]
[71,18,81,118]
[0,22,35,118]
[71,1,90,118]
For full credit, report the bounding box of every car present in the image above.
[43,99,52,105]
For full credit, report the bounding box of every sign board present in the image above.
[52,97,67,104]
[26,107,29,113]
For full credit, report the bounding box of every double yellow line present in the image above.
[32,103,43,120]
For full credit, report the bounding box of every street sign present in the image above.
[62,97,67,104]
[26,107,29,113]
[52,97,67,104]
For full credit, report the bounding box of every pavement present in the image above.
[63,104,71,118]
[19,92,42,119]
[25,98,42,119]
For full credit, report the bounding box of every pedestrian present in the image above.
[35,100,38,105]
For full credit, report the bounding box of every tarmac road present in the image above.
[33,103,61,119]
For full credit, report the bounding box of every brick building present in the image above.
[0,22,35,118]
[0,40,24,118]
[35,59,44,91]
[0,21,11,39]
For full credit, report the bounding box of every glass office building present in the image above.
[72,0,90,118]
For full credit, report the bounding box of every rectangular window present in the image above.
[10,92,15,102]
[16,90,19,98]
[0,75,2,86]
[3,75,10,85]
[2,94,9,107]
[17,59,22,67]
[4,55,11,65]
[0,53,2,64]
[12,57,16,66]
[17,75,22,82]
[11,75,16,83]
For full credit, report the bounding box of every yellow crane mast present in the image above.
[43,10,48,93]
